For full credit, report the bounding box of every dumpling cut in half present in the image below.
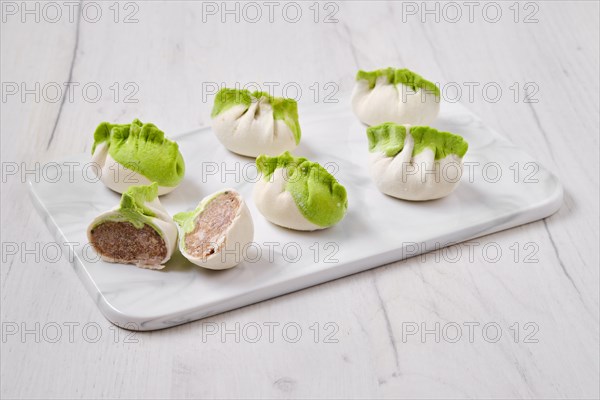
[211,88,301,157]
[87,183,178,270]
[173,189,254,270]
[352,67,440,126]
[91,119,185,195]
[253,152,348,231]
[367,123,468,201]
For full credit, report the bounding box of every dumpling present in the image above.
[367,123,468,201]
[173,189,254,270]
[87,183,178,270]
[352,67,440,126]
[211,88,301,157]
[253,152,348,231]
[91,119,185,195]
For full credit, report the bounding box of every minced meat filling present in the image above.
[184,191,240,258]
[90,221,167,266]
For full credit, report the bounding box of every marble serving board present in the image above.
[29,100,563,331]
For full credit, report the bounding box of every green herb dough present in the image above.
[92,119,185,187]
[367,123,468,160]
[356,67,440,96]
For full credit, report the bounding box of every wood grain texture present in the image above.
[1,1,598,398]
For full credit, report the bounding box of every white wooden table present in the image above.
[1,1,598,398]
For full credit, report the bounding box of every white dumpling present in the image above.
[367,123,468,201]
[91,119,185,195]
[352,67,440,126]
[253,152,348,231]
[211,89,301,157]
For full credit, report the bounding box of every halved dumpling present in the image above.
[87,183,178,269]
[89,222,168,267]
[173,189,254,270]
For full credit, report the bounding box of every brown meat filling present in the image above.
[90,221,167,266]
[185,191,240,258]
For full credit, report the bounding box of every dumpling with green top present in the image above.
[211,88,301,157]
[367,123,468,201]
[352,67,440,126]
[173,189,254,270]
[91,119,185,195]
[253,152,348,231]
[87,183,178,270]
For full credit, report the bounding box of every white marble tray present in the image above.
[29,100,562,331]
